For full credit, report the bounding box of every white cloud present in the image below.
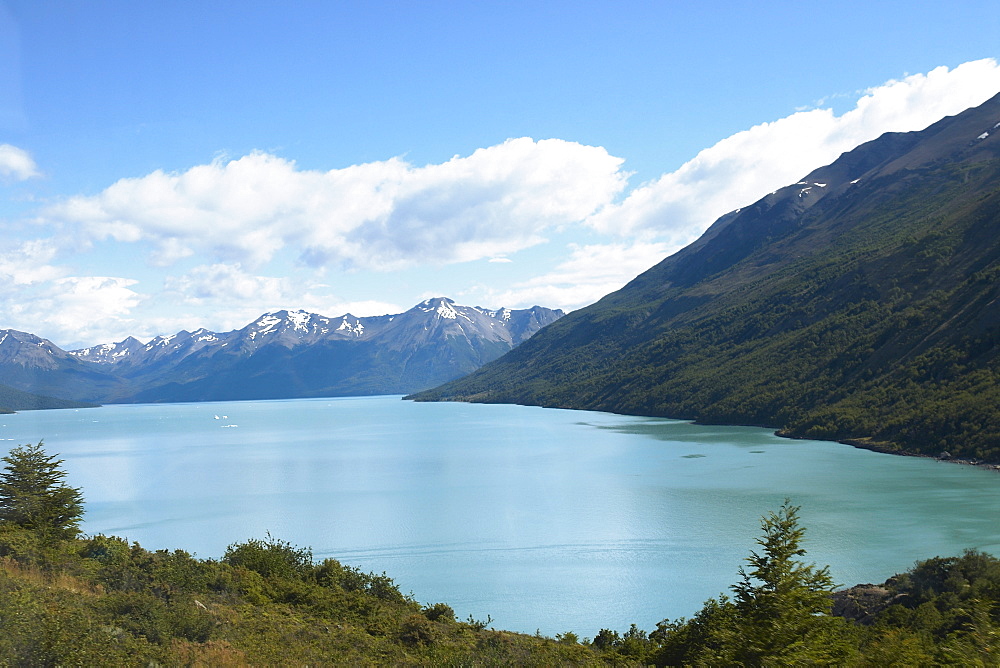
[471,241,673,312]
[0,239,66,285]
[157,262,405,335]
[18,59,1000,346]
[0,144,39,181]
[42,138,628,271]
[159,263,321,334]
[1,276,144,347]
[587,58,1000,248]
[0,240,147,346]
[163,263,295,304]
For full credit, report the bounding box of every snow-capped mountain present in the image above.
[70,329,223,367]
[69,299,556,368]
[0,298,563,404]
[0,329,129,400]
[69,336,146,365]
[0,329,78,369]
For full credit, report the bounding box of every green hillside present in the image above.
[0,383,97,414]
[4,493,1000,664]
[411,94,1000,462]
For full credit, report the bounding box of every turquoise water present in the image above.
[3,395,999,637]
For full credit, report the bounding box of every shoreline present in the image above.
[414,395,1000,473]
[30,393,1000,474]
[835,436,1000,473]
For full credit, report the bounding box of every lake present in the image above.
[2,394,999,637]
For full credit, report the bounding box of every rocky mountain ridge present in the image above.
[0,298,563,404]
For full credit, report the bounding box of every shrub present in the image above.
[223,533,313,581]
[422,602,455,622]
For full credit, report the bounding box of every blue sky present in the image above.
[2,1,999,348]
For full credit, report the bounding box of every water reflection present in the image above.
[2,396,999,637]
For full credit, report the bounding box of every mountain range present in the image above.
[411,93,1000,462]
[0,298,562,408]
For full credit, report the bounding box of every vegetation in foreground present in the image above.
[2,442,1000,665]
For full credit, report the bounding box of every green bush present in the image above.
[223,533,313,581]
[314,557,406,602]
[399,613,437,646]
[422,601,455,622]
[80,533,130,565]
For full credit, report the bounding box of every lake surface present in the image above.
[3,395,1000,637]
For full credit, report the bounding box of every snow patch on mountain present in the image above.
[63,299,564,379]
[287,310,312,331]
[336,317,365,336]
[437,301,458,319]
[253,315,282,337]
[77,343,114,357]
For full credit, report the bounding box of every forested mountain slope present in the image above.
[411,93,1000,462]
[0,383,96,414]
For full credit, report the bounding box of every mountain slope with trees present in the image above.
[0,383,96,414]
[412,93,1000,462]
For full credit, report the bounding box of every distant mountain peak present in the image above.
[415,296,454,312]
[0,329,74,368]
[335,315,365,337]
[413,296,472,321]
[69,336,145,364]
[0,298,564,404]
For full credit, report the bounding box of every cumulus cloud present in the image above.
[1,275,144,347]
[587,58,1000,245]
[43,138,628,270]
[157,262,406,335]
[0,239,66,285]
[471,241,673,312]
[0,239,146,345]
[0,144,39,181]
[163,263,295,304]
[19,59,1000,346]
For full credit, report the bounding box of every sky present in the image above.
[1,1,999,349]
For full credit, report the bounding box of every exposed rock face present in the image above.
[831,584,902,625]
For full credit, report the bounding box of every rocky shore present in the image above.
[838,437,1000,472]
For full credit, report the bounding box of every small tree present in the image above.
[0,441,84,540]
[653,501,858,665]
[729,499,855,664]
